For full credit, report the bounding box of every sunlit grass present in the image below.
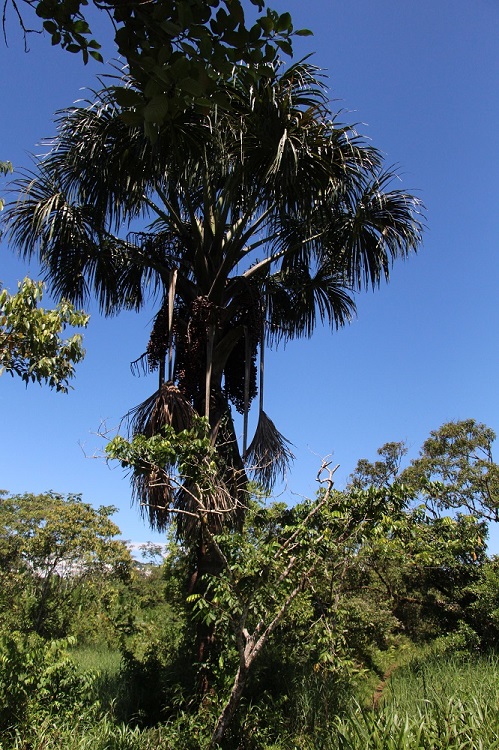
[71,644,122,676]
[4,650,499,749]
[327,653,499,750]
[385,652,499,713]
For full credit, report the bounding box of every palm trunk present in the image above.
[242,326,251,458]
[205,324,215,419]
[168,269,177,382]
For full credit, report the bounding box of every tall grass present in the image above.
[8,715,175,750]
[71,644,122,676]
[3,652,499,749]
[385,652,499,711]
[326,653,499,750]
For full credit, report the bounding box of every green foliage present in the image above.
[449,556,499,649]
[107,417,215,488]
[401,419,499,520]
[110,0,305,130]
[0,491,132,638]
[103,420,499,743]
[7,0,307,126]
[29,0,103,63]
[0,632,98,739]
[106,415,241,535]
[347,420,499,647]
[2,653,499,748]
[350,420,499,522]
[3,419,499,746]
[0,277,89,391]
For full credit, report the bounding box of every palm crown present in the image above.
[6,62,423,532]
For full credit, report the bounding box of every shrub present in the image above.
[0,632,98,737]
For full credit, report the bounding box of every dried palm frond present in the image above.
[129,352,150,377]
[246,410,295,490]
[132,465,175,531]
[175,478,238,539]
[124,381,195,437]
[123,383,198,529]
[213,406,250,527]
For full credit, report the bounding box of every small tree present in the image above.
[348,419,499,644]
[0,491,131,637]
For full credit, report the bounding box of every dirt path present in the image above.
[372,663,398,709]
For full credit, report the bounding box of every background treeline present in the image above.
[1,418,499,749]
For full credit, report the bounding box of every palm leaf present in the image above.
[265,262,356,344]
[246,411,295,490]
[125,381,195,437]
[327,168,424,291]
[131,465,175,531]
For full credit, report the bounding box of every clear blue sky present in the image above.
[1,0,498,552]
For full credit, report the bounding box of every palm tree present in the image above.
[6,59,422,571]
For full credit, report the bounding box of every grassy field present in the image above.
[328,653,499,750]
[4,649,499,749]
[71,644,122,676]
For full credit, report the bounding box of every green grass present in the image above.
[71,644,122,677]
[3,650,499,749]
[385,652,499,712]
[7,715,178,750]
[325,653,499,750]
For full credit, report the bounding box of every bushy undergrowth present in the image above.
[1,636,499,750]
[2,474,499,748]
[0,632,99,745]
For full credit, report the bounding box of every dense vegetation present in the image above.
[2,3,497,747]
[4,47,423,746]
[1,419,498,748]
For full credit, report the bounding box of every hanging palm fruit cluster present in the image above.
[146,297,170,372]
[176,296,220,407]
[223,289,263,414]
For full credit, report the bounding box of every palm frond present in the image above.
[125,383,196,530]
[330,168,424,291]
[130,352,150,378]
[246,411,295,490]
[132,465,175,531]
[125,381,195,437]
[265,262,356,344]
[174,475,246,540]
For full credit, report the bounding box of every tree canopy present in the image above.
[0,491,131,637]
[350,419,499,521]
[5,0,308,128]
[0,278,89,392]
[5,61,423,533]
